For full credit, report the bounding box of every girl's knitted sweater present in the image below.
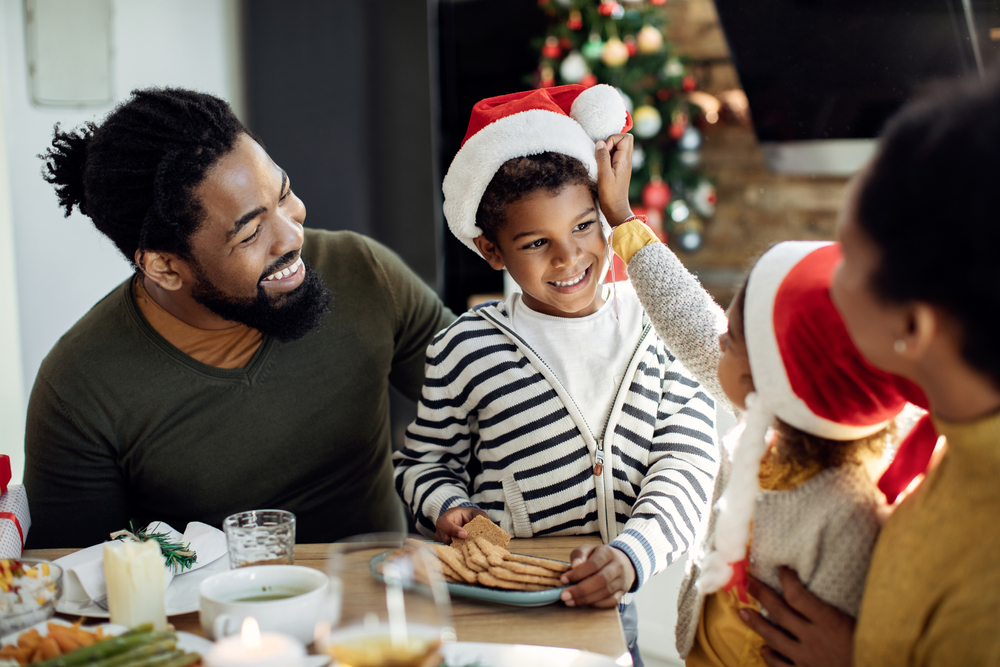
[393,296,720,592]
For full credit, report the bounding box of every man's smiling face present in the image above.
[184,133,330,341]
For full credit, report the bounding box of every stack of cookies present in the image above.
[431,517,571,591]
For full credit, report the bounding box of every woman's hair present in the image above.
[475,152,598,243]
[856,76,1000,388]
[730,274,888,475]
[39,87,249,268]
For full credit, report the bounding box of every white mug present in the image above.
[199,565,330,645]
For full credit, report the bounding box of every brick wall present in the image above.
[664,0,848,305]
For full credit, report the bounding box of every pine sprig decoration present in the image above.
[110,522,197,572]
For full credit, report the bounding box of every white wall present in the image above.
[0,0,243,481]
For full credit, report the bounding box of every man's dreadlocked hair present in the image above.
[40,87,248,268]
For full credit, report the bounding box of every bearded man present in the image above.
[24,88,454,548]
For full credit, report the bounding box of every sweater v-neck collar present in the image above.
[122,276,276,383]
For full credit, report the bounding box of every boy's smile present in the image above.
[474,183,607,318]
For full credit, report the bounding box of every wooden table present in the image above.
[25,536,628,660]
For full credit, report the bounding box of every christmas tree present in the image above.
[534,0,717,252]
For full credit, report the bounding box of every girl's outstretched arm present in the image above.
[596,136,733,415]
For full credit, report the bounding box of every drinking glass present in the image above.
[223,509,296,569]
[315,533,454,667]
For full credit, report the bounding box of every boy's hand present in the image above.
[596,133,635,228]
[558,544,636,608]
[435,506,490,544]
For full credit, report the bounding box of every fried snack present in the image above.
[506,552,572,572]
[477,571,550,591]
[438,561,464,584]
[487,567,563,587]
[463,516,511,548]
[496,559,564,577]
[473,536,509,567]
[432,544,478,584]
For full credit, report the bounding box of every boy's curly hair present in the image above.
[475,152,598,243]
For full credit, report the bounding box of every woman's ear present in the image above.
[473,236,506,271]
[135,249,190,292]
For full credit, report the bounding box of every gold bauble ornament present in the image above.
[601,37,630,68]
[636,25,663,54]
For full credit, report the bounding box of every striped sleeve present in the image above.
[609,354,720,590]
[392,315,486,538]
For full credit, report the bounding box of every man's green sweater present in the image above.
[24,229,454,548]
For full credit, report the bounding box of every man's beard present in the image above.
[190,256,331,343]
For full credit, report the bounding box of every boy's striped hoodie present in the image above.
[393,294,719,595]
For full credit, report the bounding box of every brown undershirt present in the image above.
[133,277,262,369]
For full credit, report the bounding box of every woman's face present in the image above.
[830,172,913,377]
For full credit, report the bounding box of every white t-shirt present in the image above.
[507,282,645,436]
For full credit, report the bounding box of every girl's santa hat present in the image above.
[442,84,632,255]
[698,241,935,595]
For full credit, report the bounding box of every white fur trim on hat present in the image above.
[743,241,891,441]
[443,109,599,256]
[570,85,628,142]
[698,394,774,595]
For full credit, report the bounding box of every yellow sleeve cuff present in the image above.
[612,218,661,264]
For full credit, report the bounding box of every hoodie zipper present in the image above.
[480,305,653,541]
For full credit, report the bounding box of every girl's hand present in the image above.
[596,133,635,227]
[558,544,636,608]
[435,506,489,544]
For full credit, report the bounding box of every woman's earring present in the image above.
[894,340,907,354]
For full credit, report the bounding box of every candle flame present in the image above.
[241,616,262,651]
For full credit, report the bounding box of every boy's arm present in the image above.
[392,323,479,538]
[608,357,720,591]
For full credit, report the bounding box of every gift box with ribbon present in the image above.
[0,455,31,558]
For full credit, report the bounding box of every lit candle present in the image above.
[205,617,307,667]
[103,540,167,631]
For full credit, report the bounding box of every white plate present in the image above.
[54,553,230,618]
[0,618,212,655]
[441,642,627,667]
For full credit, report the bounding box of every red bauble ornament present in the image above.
[542,36,561,59]
[624,36,637,57]
[598,1,621,17]
[650,0,666,4]
[656,88,672,101]
[668,123,685,139]
[567,10,583,30]
[642,179,671,210]
[559,36,573,50]
[580,73,598,88]
[683,75,697,92]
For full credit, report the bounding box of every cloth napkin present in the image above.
[59,521,227,604]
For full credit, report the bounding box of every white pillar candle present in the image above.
[103,540,168,631]
[205,617,306,667]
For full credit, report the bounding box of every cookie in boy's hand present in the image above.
[462,515,511,549]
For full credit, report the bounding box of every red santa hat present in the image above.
[442,84,632,255]
[699,241,935,595]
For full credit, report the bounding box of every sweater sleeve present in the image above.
[364,237,457,403]
[610,353,720,590]
[23,374,130,549]
[625,241,735,416]
[392,320,480,538]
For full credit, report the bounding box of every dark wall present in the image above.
[243,0,439,287]
[437,0,546,313]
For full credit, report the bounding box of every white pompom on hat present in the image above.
[442,84,632,256]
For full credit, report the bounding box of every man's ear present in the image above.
[135,249,192,292]
[473,236,505,271]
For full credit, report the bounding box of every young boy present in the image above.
[393,85,719,663]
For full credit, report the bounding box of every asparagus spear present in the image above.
[90,638,179,667]
[31,632,176,667]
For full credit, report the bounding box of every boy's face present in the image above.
[474,184,606,318]
[717,291,755,410]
